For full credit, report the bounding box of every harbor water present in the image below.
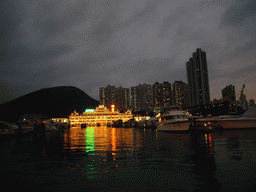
[1,126,256,191]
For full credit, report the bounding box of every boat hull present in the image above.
[157,121,191,131]
[218,118,256,129]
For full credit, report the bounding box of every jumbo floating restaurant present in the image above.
[69,105,133,126]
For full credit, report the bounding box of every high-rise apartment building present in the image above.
[222,84,236,111]
[99,85,130,111]
[115,86,130,111]
[222,84,236,105]
[162,82,172,106]
[152,82,163,107]
[130,87,137,111]
[131,83,151,111]
[173,81,189,107]
[99,85,116,109]
[186,48,210,106]
[152,82,172,107]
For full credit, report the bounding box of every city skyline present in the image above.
[100,80,252,109]
[1,0,255,104]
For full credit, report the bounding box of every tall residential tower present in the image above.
[186,48,210,106]
[222,84,236,105]
[131,83,151,111]
[99,85,116,109]
[173,81,189,107]
[99,85,130,111]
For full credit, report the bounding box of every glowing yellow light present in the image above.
[111,105,115,112]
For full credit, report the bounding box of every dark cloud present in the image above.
[1,0,256,104]
[132,0,159,19]
[158,8,187,38]
[220,0,256,26]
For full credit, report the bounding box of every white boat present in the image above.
[189,117,222,131]
[216,117,256,129]
[156,106,191,131]
[242,105,256,118]
[193,106,256,129]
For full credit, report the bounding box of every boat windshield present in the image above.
[163,115,187,121]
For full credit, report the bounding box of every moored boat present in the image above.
[44,120,58,131]
[189,117,221,131]
[112,120,123,127]
[0,121,34,135]
[137,118,147,128]
[156,106,191,131]
[217,117,256,129]
[125,119,137,127]
[190,106,256,129]
[0,121,16,135]
[54,122,68,129]
[146,117,159,128]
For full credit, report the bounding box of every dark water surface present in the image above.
[1,126,256,192]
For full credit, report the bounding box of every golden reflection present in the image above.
[62,126,147,177]
[111,128,117,160]
[63,126,86,151]
[63,126,144,156]
[94,126,111,152]
[205,134,208,144]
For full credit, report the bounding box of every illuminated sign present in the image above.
[85,109,94,112]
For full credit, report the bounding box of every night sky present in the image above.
[1,0,255,104]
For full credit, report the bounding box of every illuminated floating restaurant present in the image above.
[69,105,133,126]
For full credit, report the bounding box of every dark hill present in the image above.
[0,86,99,122]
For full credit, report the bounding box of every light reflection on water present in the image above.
[1,126,256,191]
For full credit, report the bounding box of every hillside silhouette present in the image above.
[0,86,99,122]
